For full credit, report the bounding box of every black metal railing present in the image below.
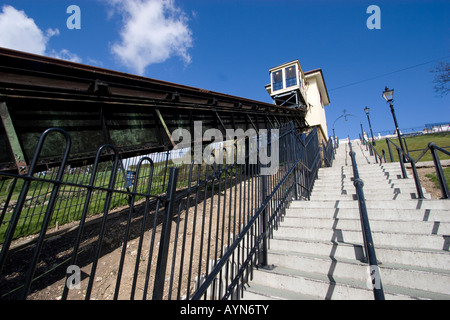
[360,136,424,200]
[385,139,450,199]
[0,123,322,300]
[322,137,335,168]
[348,142,385,300]
[360,136,383,165]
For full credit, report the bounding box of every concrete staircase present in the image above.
[243,140,450,300]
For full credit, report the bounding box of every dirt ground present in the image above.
[416,167,445,199]
[2,177,256,300]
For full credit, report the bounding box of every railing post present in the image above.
[153,167,179,300]
[397,148,408,179]
[372,144,378,163]
[259,174,269,267]
[429,143,449,199]
[403,138,410,156]
[293,165,299,200]
[410,161,425,199]
[386,139,394,162]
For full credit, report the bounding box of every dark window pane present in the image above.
[272,70,283,91]
[285,66,297,87]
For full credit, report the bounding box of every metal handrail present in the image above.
[348,142,385,300]
[322,137,335,167]
[385,138,449,199]
[427,143,450,198]
[384,139,424,199]
[361,136,383,164]
[192,126,323,300]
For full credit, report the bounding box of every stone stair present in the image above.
[242,140,450,300]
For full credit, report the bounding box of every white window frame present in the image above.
[271,64,300,93]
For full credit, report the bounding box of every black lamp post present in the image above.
[382,86,406,160]
[364,106,375,146]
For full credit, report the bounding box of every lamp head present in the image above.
[382,86,394,103]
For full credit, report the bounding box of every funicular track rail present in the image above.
[0,47,308,174]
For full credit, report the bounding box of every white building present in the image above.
[265,60,331,142]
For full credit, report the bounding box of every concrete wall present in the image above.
[304,75,329,140]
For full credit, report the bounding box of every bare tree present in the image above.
[431,61,450,96]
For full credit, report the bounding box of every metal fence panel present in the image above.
[0,123,323,300]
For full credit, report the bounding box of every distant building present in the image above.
[425,122,450,133]
[265,60,331,143]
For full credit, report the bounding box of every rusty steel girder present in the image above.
[0,48,308,173]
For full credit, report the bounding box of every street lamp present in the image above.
[364,106,375,146]
[332,110,365,144]
[382,86,407,160]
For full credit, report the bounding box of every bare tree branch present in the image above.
[431,61,450,96]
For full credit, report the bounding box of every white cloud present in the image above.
[108,0,193,75]
[0,5,49,55]
[48,49,83,63]
[0,5,81,63]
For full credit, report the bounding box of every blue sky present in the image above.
[0,0,449,140]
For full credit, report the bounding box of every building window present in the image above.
[272,70,283,91]
[285,66,297,88]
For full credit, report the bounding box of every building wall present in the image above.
[305,76,329,140]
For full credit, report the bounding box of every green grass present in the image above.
[0,159,247,242]
[0,163,166,242]
[425,167,450,192]
[373,132,450,162]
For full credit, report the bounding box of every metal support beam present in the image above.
[0,102,27,173]
[155,108,176,148]
[246,114,258,132]
[214,111,233,140]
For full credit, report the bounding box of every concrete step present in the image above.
[316,177,404,184]
[323,163,402,170]
[312,185,425,193]
[247,265,450,300]
[309,193,431,201]
[289,199,450,210]
[275,225,448,251]
[285,207,450,223]
[242,282,319,300]
[311,186,417,194]
[313,179,417,187]
[267,250,450,295]
[320,165,403,171]
[317,174,408,180]
[310,187,426,195]
[281,216,450,236]
[269,237,450,270]
[318,170,404,178]
[309,190,425,197]
[248,265,378,300]
[316,173,398,180]
[318,167,397,173]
